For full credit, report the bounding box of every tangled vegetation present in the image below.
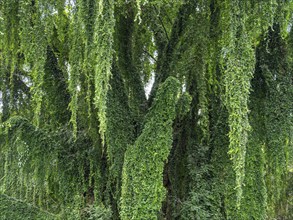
[0,0,292,219]
[0,194,55,220]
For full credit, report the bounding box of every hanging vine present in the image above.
[18,0,48,127]
[0,1,292,219]
[93,0,115,145]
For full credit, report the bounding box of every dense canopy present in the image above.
[0,0,292,219]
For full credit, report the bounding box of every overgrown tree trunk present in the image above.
[0,0,292,219]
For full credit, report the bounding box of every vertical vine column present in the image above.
[219,0,255,206]
[68,0,84,138]
[121,77,180,220]
[1,0,20,117]
[93,0,115,144]
[19,0,47,127]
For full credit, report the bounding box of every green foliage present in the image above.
[0,1,292,219]
[93,0,115,145]
[239,80,267,220]
[120,77,180,219]
[68,1,83,138]
[257,26,293,218]
[18,0,48,127]
[81,205,113,220]
[60,204,112,220]
[104,66,134,218]
[0,194,55,220]
[219,1,255,206]
[218,0,291,206]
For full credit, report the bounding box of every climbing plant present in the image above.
[0,0,292,219]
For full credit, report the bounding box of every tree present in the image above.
[0,0,292,219]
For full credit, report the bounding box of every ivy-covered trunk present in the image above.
[0,0,292,219]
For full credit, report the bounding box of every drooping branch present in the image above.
[93,0,115,145]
